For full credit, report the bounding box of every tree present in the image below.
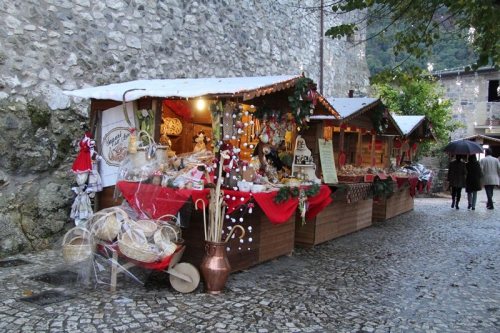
[372,69,463,160]
[326,0,500,72]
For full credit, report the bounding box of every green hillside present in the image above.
[365,17,477,76]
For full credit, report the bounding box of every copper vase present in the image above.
[200,241,231,294]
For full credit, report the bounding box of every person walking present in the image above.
[466,154,482,210]
[480,148,500,210]
[447,155,467,209]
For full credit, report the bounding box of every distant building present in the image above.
[433,67,500,147]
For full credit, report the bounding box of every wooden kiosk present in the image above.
[293,98,393,247]
[64,75,335,273]
[372,114,436,221]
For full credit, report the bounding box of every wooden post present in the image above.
[371,133,376,166]
[357,131,363,166]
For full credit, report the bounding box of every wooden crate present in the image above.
[182,204,295,273]
[372,188,414,221]
[294,198,373,248]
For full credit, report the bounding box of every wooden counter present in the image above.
[294,183,373,248]
[372,186,414,221]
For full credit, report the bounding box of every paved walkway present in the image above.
[1,190,499,333]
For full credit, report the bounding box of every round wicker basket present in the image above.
[125,218,158,237]
[62,227,95,263]
[117,229,159,263]
[88,207,127,241]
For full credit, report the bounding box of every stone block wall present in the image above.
[0,0,370,255]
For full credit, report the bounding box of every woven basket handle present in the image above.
[137,130,155,146]
[160,225,178,242]
[62,227,91,246]
[156,215,181,238]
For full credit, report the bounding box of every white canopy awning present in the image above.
[63,75,303,102]
[391,115,425,136]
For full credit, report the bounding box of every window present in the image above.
[488,80,500,102]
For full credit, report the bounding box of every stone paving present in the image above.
[1,190,499,333]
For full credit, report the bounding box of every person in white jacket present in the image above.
[480,148,500,209]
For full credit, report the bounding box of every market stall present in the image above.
[63,75,340,290]
[372,115,436,221]
[291,98,391,247]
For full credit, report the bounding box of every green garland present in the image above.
[372,103,389,134]
[288,77,317,131]
[273,183,320,204]
[368,176,395,201]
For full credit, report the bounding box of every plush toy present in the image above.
[192,130,211,153]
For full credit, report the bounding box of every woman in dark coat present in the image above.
[447,155,467,209]
[466,154,482,210]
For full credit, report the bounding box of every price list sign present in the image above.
[318,139,338,184]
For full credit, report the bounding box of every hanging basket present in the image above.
[62,227,96,263]
[117,229,160,263]
[88,207,127,242]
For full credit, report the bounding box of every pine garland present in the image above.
[273,183,320,204]
[288,77,317,131]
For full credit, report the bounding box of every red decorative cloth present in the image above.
[162,100,192,122]
[252,185,332,225]
[396,177,409,188]
[304,185,332,220]
[252,192,299,224]
[408,178,419,197]
[117,181,192,218]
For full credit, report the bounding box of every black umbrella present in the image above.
[443,139,484,155]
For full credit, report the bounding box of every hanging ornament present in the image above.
[361,128,367,134]
[339,150,346,166]
[340,123,348,130]
[350,125,357,132]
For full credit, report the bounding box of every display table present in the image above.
[294,183,373,248]
[116,181,332,272]
[372,177,417,222]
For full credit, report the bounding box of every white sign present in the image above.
[318,139,338,184]
[100,103,136,187]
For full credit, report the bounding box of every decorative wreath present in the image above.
[288,77,318,131]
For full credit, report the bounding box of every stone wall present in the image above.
[0,0,370,255]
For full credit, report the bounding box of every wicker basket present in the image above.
[156,145,169,164]
[125,218,158,237]
[62,227,96,263]
[156,214,181,239]
[117,229,159,263]
[153,226,179,259]
[128,130,155,169]
[89,207,127,241]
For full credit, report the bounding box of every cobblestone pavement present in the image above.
[1,190,499,333]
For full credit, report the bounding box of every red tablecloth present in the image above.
[117,181,331,225]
